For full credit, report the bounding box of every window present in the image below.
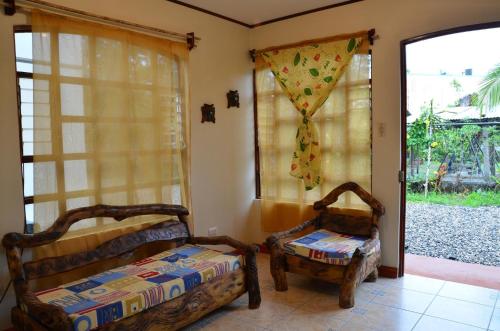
[14,17,190,234]
[15,27,35,233]
[255,51,372,207]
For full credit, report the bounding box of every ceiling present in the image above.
[168,0,362,27]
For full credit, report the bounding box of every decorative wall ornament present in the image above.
[201,104,216,123]
[227,90,240,108]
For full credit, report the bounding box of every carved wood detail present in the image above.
[23,221,189,280]
[265,182,385,309]
[313,182,385,216]
[2,204,189,249]
[190,236,261,309]
[3,204,261,330]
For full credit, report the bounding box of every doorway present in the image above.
[400,22,500,287]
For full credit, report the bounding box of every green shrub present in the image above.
[407,191,500,207]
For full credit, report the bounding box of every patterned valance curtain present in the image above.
[31,10,191,236]
[257,34,364,190]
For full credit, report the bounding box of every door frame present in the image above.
[399,21,500,277]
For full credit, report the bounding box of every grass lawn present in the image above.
[407,191,500,207]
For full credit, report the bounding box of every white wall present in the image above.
[249,0,500,269]
[0,0,254,327]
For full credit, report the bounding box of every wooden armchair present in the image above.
[265,182,385,308]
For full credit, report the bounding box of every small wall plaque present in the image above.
[201,104,215,123]
[227,90,240,109]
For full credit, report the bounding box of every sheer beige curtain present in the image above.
[32,11,191,241]
[256,40,371,232]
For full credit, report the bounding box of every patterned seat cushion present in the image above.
[35,244,243,331]
[284,229,373,265]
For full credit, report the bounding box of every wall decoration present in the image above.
[226,90,240,108]
[201,104,216,123]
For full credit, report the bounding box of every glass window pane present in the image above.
[62,123,87,154]
[60,83,87,116]
[15,32,33,73]
[23,162,33,197]
[32,31,51,74]
[34,201,59,232]
[59,34,89,77]
[33,162,57,195]
[64,160,90,192]
[25,204,34,224]
[67,197,96,231]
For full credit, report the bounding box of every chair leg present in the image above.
[339,282,355,308]
[270,254,288,291]
[365,268,378,282]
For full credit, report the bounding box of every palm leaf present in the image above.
[477,63,500,116]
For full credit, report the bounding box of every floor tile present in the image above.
[439,281,498,306]
[298,286,374,321]
[269,308,345,331]
[371,286,434,313]
[413,315,484,331]
[371,276,396,287]
[339,302,420,331]
[393,274,445,294]
[426,296,494,329]
[263,282,318,306]
[182,308,268,331]
[489,308,500,331]
[229,295,299,328]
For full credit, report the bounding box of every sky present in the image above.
[406,27,500,76]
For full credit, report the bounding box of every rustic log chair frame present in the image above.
[2,204,261,331]
[265,182,385,308]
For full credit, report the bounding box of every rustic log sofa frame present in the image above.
[2,204,261,331]
[266,182,385,308]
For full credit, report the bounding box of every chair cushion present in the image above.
[284,229,373,265]
[35,244,243,331]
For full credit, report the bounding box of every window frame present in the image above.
[14,25,34,233]
[14,25,187,234]
[252,50,373,200]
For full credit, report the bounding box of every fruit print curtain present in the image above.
[260,37,363,190]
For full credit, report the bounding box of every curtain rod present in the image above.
[2,0,200,48]
[249,29,378,61]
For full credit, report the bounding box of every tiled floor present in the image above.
[183,254,500,331]
[405,254,500,290]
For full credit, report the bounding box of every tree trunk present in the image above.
[481,128,491,180]
[410,146,415,178]
[424,103,434,198]
[424,127,432,198]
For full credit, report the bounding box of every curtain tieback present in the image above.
[290,115,321,190]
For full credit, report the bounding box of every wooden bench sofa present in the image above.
[2,204,261,331]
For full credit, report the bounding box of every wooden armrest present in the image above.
[190,236,261,309]
[190,236,257,254]
[265,218,317,249]
[356,227,380,256]
[19,289,72,331]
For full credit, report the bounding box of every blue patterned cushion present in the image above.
[35,244,243,330]
[284,230,375,265]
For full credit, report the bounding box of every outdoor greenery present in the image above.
[407,190,500,207]
[406,64,500,207]
[475,63,500,116]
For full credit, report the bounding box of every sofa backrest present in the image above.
[2,204,190,287]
